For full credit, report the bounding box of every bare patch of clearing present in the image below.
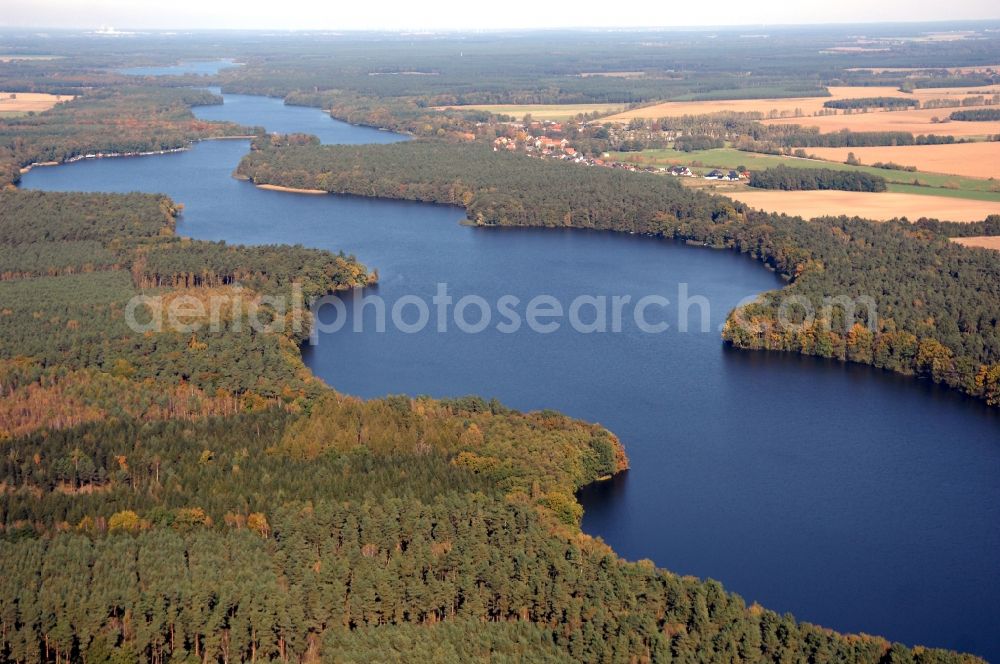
[0,91,73,113]
[953,236,1000,251]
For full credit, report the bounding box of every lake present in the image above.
[20,91,1000,661]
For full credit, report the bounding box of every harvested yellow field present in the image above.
[601,87,896,121]
[940,65,1000,74]
[434,103,624,121]
[911,84,1000,104]
[0,55,62,62]
[761,105,1000,137]
[601,97,814,121]
[953,236,1000,251]
[728,190,999,222]
[807,143,1000,179]
[0,92,73,113]
[600,85,1000,122]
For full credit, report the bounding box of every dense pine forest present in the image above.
[236,141,1000,405]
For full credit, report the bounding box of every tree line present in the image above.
[748,165,888,192]
[740,126,957,151]
[673,134,725,152]
[823,97,919,110]
[949,108,1000,121]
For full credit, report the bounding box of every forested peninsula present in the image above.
[235,140,1000,406]
[0,189,372,431]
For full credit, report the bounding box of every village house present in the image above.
[493,136,519,151]
[703,169,741,181]
[535,136,569,151]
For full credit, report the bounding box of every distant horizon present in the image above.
[2,0,999,33]
[3,19,1000,37]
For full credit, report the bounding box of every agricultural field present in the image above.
[912,83,1000,99]
[598,85,1000,122]
[726,189,1000,222]
[434,102,624,120]
[807,142,1000,179]
[445,87,945,124]
[610,147,1000,201]
[953,236,1000,251]
[600,86,881,121]
[0,91,73,114]
[760,105,1000,137]
[845,64,1000,74]
[613,147,1000,220]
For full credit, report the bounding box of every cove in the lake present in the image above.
[19,91,1000,661]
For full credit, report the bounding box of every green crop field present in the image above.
[612,147,1000,202]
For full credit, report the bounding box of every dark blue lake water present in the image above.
[20,92,1000,661]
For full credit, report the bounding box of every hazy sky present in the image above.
[3,0,999,31]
